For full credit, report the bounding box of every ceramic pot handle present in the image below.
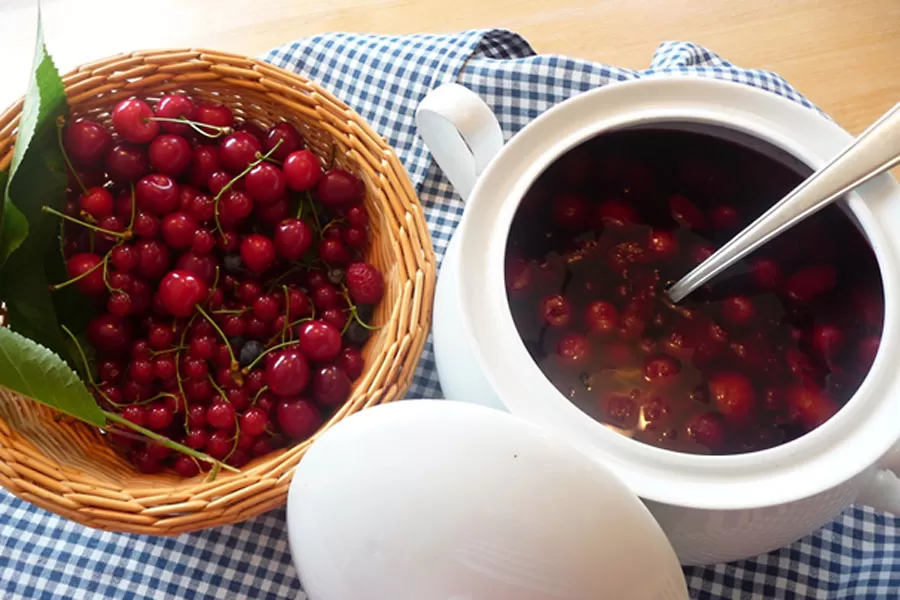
[416,83,504,202]
[857,443,900,514]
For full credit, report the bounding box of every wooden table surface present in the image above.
[0,0,897,134]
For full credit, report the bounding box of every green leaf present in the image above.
[0,5,68,268]
[0,5,74,365]
[0,327,105,427]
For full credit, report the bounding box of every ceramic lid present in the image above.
[286,400,688,600]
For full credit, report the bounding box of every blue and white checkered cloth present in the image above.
[1,29,898,599]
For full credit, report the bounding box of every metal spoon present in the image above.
[666,102,900,304]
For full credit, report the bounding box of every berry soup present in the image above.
[504,127,884,455]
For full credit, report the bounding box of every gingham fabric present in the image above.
[0,28,897,600]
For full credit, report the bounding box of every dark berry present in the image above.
[239,340,265,368]
[312,365,351,408]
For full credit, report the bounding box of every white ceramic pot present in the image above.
[416,78,900,566]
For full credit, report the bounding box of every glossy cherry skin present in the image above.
[65,119,112,166]
[266,349,311,397]
[297,320,343,362]
[112,98,159,144]
[274,218,314,261]
[158,270,209,317]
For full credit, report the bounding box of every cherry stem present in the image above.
[207,374,228,402]
[195,305,240,378]
[211,308,250,315]
[242,339,298,373]
[340,287,379,333]
[251,385,269,404]
[61,325,95,386]
[42,206,126,239]
[178,314,196,431]
[56,116,87,195]
[50,257,104,291]
[127,182,137,231]
[150,345,187,356]
[104,410,238,472]
[147,116,233,138]
[306,191,321,234]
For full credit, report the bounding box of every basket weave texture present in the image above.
[0,48,435,534]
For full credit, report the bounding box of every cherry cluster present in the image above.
[56,93,385,475]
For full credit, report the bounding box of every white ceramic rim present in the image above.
[454,77,900,510]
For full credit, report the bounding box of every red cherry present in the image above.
[219,132,262,172]
[584,301,618,334]
[338,346,364,381]
[266,349,311,397]
[189,145,220,188]
[686,412,726,450]
[710,205,740,229]
[668,194,707,229]
[218,190,254,229]
[240,234,277,274]
[146,402,174,431]
[751,258,782,291]
[149,134,192,176]
[134,239,172,280]
[708,371,757,425]
[136,174,179,215]
[312,365,352,408]
[283,150,323,191]
[173,456,201,478]
[158,270,209,317]
[297,320,343,362]
[207,401,237,430]
[175,251,217,285]
[206,431,233,459]
[721,295,756,325]
[276,398,322,439]
[346,262,385,305]
[592,199,638,228]
[317,169,364,208]
[64,119,112,166]
[241,407,269,436]
[851,288,884,329]
[644,354,681,385]
[809,323,845,363]
[311,284,342,311]
[785,382,839,430]
[604,394,638,428]
[647,229,679,259]
[151,355,176,380]
[87,315,133,355]
[245,163,286,204]
[346,205,369,228]
[78,187,114,218]
[160,212,199,250]
[557,333,590,365]
[265,122,303,161]
[286,289,313,319]
[112,98,159,144]
[155,93,196,135]
[786,265,837,303]
[65,253,105,296]
[505,259,532,294]
[106,143,148,183]
[255,195,290,226]
[319,238,352,266]
[539,294,571,327]
[195,103,234,129]
[551,193,589,230]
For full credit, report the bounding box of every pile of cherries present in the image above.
[57,93,385,475]
[505,129,884,455]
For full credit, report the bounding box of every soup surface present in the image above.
[504,128,884,455]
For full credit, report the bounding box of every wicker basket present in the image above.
[0,49,436,534]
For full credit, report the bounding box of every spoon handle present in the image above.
[667,102,900,303]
